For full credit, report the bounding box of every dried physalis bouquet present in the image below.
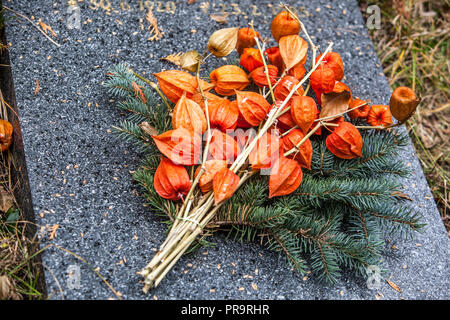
[106,5,422,292]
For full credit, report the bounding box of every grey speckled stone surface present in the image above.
[4,0,449,300]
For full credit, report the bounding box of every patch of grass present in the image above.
[358,0,450,232]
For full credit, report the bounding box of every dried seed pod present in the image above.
[310,65,335,94]
[240,48,264,72]
[290,96,317,134]
[249,65,278,88]
[194,159,227,193]
[389,86,419,122]
[326,122,363,159]
[152,127,202,166]
[348,98,370,119]
[191,91,223,111]
[269,155,303,198]
[0,120,13,152]
[213,167,240,205]
[249,130,282,170]
[316,52,345,81]
[276,100,296,130]
[274,75,304,102]
[367,105,393,128]
[279,35,308,71]
[208,27,238,57]
[236,27,261,55]
[208,98,239,132]
[235,90,271,127]
[208,129,241,163]
[180,50,202,73]
[332,81,352,102]
[210,65,250,96]
[265,46,284,73]
[282,129,313,170]
[154,158,191,201]
[172,93,207,134]
[271,11,300,42]
[287,62,306,81]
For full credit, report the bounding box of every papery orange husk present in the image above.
[235,90,271,127]
[315,52,345,81]
[208,129,241,163]
[213,167,240,205]
[282,129,313,170]
[348,98,370,119]
[332,81,352,102]
[311,109,322,135]
[287,62,306,81]
[290,96,318,134]
[233,128,254,149]
[326,122,363,159]
[240,48,264,72]
[389,86,419,122]
[172,93,207,134]
[154,70,214,103]
[152,127,202,166]
[0,119,13,152]
[275,100,296,130]
[269,155,303,198]
[249,65,278,88]
[271,11,300,42]
[154,157,191,201]
[274,75,304,102]
[249,130,282,170]
[194,159,228,193]
[265,47,284,73]
[367,105,393,128]
[210,65,250,96]
[310,65,335,94]
[236,27,261,55]
[231,100,253,128]
[208,98,239,132]
[279,35,308,71]
[191,91,223,111]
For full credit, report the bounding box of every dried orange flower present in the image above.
[0,120,13,152]
[154,158,191,201]
[265,46,284,73]
[240,48,264,72]
[152,127,202,166]
[282,129,313,170]
[172,93,207,134]
[208,98,239,132]
[367,105,393,128]
[279,35,308,71]
[326,122,363,159]
[271,11,300,42]
[213,167,240,205]
[195,159,228,193]
[249,65,278,88]
[249,131,282,170]
[269,155,303,198]
[310,65,335,95]
[236,27,261,55]
[389,86,419,122]
[315,52,345,81]
[274,75,304,102]
[210,65,250,96]
[236,90,271,127]
[348,98,370,119]
[290,96,318,134]
[208,129,241,162]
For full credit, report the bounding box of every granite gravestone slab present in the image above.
[3,0,449,299]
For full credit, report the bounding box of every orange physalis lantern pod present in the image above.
[208,129,241,163]
[315,52,345,81]
[269,156,303,198]
[208,98,238,132]
[172,93,207,134]
[279,35,308,71]
[389,86,420,122]
[310,65,335,95]
[0,120,13,152]
[235,90,271,127]
[271,11,300,42]
[154,158,191,201]
[276,100,296,130]
[249,65,278,88]
[265,47,284,73]
[326,122,363,159]
[332,82,352,102]
[348,98,370,119]
[154,70,213,104]
[194,160,227,193]
[282,129,313,170]
[240,48,264,72]
[191,91,223,111]
[274,76,304,102]
[290,96,318,134]
[210,65,250,96]
[249,130,282,170]
[287,62,306,81]
[236,27,261,55]
[367,105,393,128]
[152,127,202,166]
[213,167,240,205]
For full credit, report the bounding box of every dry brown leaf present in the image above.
[0,186,14,212]
[319,91,351,120]
[279,35,308,71]
[0,275,21,300]
[160,52,183,67]
[210,13,229,24]
[34,79,40,95]
[386,279,402,293]
[38,21,57,38]
[139,122,158,136]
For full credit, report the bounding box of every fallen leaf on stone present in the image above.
[210,13,229,24]
[386,279,402,293]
